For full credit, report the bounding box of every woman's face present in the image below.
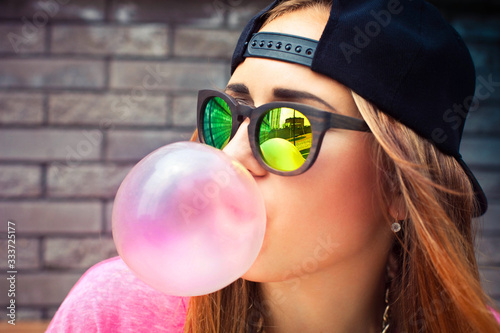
[223,7,393,283]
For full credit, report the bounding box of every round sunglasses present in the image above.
[197,89,371,176]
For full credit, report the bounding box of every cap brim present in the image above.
[457,158,488,217]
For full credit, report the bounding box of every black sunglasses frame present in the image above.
[197,89,371,176]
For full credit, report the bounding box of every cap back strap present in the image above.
[243,32,318,67]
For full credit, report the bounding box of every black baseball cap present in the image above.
[231,0,487,216]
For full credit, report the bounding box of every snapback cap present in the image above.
[231,0,487,216]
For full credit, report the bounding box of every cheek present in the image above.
[251,134,386,279]
[310,135,381,229]
[310,135,388,258]
[319,141,385,261]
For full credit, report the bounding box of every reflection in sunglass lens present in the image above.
[202,97,232,149]
[258,108,313,171]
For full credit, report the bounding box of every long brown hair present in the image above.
[352,92,500,333]
[184,1,500,332]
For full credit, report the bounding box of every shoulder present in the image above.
[47,256,189,333]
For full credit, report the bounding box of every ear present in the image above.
[389,196,407,221]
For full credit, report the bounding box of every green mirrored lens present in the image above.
[202,97,232,149]
[258,108,312,171]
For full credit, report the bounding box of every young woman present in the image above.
[48,0,500,332]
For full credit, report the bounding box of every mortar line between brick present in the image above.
[0,55,231,64]
[46,21,52,54]
[168,23,176,58]
[222,4,229,29]
[42,93,50,125]
[104,0,112,23]
[102,199,109,234]
[40,163,48,198]
[166,93,174,125]
[0,125,197,133]
[39,234,46,270]
[103,57,111,91]
[0,53,175,61]
[101,126,108,161]
[0,197,106,203]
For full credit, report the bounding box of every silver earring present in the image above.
[391,221,402,233]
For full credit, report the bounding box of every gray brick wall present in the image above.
[0,0,498,322]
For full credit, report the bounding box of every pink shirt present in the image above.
[46,256,189,332]
[48,256,500,332]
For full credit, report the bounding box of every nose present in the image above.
[223,118,267,177]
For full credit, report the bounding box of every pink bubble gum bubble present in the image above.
[112,141,266,296]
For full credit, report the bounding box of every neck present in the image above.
[257,261,387,333]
